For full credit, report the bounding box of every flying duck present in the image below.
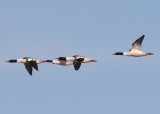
[45,57,72,66]
[66,55,97,70]
[113,35,153,57]
[7,57,44,76]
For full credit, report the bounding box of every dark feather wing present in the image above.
[73,61,81,70]
[31,61,38,71]
[130,35,145,51]
[24,62,32,76]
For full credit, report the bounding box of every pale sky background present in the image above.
[0,0,160,114]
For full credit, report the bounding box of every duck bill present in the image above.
[90,60,97,62]
[146,53,153,55]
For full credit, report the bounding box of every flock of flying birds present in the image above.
[7,35,153,76]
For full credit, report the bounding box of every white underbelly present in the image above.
[124,51,146,56]
[53,61,71,65]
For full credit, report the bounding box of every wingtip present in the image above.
[142,34,145,38]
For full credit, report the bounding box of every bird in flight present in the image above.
[7,57,44,76]
[113,35,153,57]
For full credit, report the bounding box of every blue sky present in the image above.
[0,0,160,114]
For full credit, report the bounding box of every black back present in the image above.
[76,58,84,62]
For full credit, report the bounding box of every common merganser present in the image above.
[7,57,44,76]
[45,57,72,66]
[66,55,97,70]
[113,35,153,57]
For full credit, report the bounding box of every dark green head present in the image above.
[112,52,123,55]
[7,60,17,62]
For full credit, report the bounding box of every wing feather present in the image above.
[24,62,32,76]
[130,35,145,51]
[73,61,81,70]
[31,61,38,71]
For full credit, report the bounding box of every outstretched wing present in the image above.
[130,35,144,51]
[73,61,81,70]
[31,61,38,71]
[24,62,33,76]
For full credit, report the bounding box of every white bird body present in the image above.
[66,56,96,63]
[123,50,149,57]
[81,57,95,63]
[16,57,43,63]
[66,57,75,61]
[45,57,72,66]
[35,59,44,64]
[17,58,27,63]
[52,60,72,65]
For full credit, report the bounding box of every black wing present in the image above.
[24,62,33,76]
[31,61,38,71]
[73,61,81,70]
